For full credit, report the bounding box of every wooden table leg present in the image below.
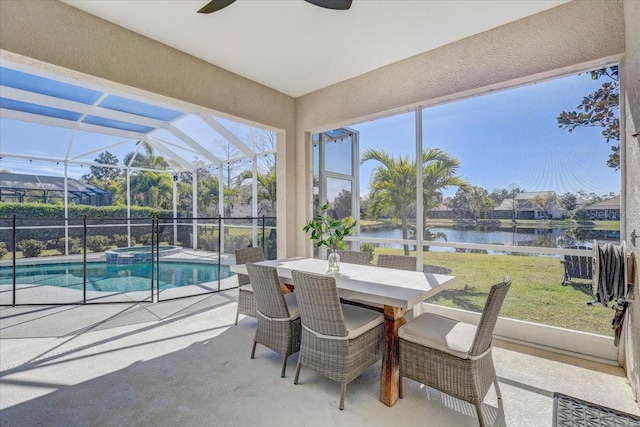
[380,305,405,407]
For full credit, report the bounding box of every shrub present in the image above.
[86,235,110,252]
[139,233,153,245]
[57,237,82,254]
[574,208,590,221]
[224,235,251,254]
[45,239,60,250]
[19,239,45,258]
[198,234,219,252]
[112,234,135,248]
[0,242,7,259]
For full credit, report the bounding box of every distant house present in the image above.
[492,199,517,219]
[0,172,112,206]
[585,196,620,220]
[428,204,454,219]
[492,191,565,220]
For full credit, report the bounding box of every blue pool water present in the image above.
[0,261,234,292]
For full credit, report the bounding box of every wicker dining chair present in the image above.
[336,250,370,266]
[376,254,417,271]
[398,277,512,427]
[291,270,384,410]
[234,247,265,325]
[246,263,301,378]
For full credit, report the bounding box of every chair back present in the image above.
[469,277,511,356]
[377,254,416,271]
[246,263,290,319]
[291,270,348,337]
[564,255,593,279]
[336,250,370,266]
[235,247,265,286]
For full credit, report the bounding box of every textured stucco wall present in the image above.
[295,0,625,256]
[623,0,640,407]
[0,0,297,256]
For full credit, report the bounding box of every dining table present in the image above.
[229,257,457,407]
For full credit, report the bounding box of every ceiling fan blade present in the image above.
[197,0,237,14]
[304,0,352,10]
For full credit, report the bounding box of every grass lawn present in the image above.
[372,248,613,337]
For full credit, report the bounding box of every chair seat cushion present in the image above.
[399,313,476,359]
[239,284,253,293]
[284,292,300,320]
[341,304,384,339]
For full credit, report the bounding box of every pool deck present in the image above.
[1,291,638,426]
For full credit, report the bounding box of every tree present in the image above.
[252,128,277,173]
[574,207,590,221]
[362,147,466,255]
[331,189,352,220]
[450,186,494,220]
[237,167,277,216]
[421,148,468,222]
[81,151,122,203]
[123,141,169,170]
[560,192,578,211]
[489,184,523,205]
[576,190,603,205]
[530,192,559,219]
[121,142,173,209]
[129,171,172,208]
[557,66,619,169]
[82,151,120,182]
[361,148,416,255]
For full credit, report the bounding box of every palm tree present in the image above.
[361,148,416,255]
[122,141,172,208]
[236,168,277,216]
[123,141,169,170]
[362,147,467,256]
[129,171,172,208]
[420,148,469,226]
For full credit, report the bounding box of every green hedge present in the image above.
[0,202,171,219]
[0,203,174,251]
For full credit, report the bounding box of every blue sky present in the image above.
[1,67,620,202]
[0,114,265,177]
[352,69,620,199]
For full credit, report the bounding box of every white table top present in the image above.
[230,257,456,309]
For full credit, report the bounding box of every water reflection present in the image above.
[359,225,619,251]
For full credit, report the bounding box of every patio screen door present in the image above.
[313,128,360,252]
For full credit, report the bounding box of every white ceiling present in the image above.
[64,0,568,98]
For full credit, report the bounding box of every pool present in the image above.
[0,261,234,293]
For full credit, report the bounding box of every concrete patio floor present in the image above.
[1,291,638,427]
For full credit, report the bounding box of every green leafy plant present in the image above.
[112,234,135,248]
[86,235,110,252]
[0,242,8,259]
[303,203,357,250]
[139,233,153,245]
[19,239,45,258]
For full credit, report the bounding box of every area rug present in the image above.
[553,392,640,427]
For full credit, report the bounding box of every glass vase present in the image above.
[327,248,340,274]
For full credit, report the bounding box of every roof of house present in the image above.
[514,191,557,200]
[0,172,110,196]
[495,199,515,210]
[585,196,620,210]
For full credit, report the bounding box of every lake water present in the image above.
[358,226,619,252]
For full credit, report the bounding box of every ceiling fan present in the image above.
[198,0,352,14]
